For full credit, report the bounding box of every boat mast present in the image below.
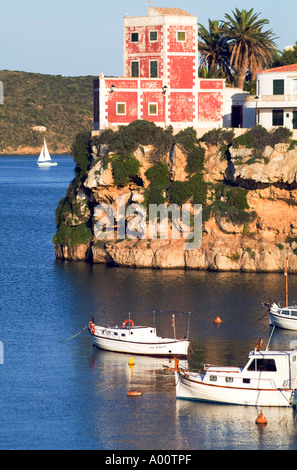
[285,257,288,307]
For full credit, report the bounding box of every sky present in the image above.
[0,0,296,77]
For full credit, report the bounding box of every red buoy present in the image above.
[214,316,222,324]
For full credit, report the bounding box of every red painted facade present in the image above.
[94,7,225,131]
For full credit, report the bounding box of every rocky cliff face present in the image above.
[54,127,297,272]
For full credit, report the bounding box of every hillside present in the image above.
[0,70,94,154]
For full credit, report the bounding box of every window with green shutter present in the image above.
[272,109,284,126]
[150,61,158,78]
[131,61,139,77]
[177,31,186,41]
[150,31,158,42]
[148,103,158,115]
[117,103,126,115]
[273,79,284,95]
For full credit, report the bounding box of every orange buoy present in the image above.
[214,316,222,324]
[256,410,267,425]
[127,390,142,397]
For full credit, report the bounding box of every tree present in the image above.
[273,42,297,66]
[221,8,278,88]
[198,19,232,81]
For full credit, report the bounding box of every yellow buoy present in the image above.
[128,357,135,366]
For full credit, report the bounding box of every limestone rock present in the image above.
[84,159,113,189]
[169,144,188,182]
[230,145,297,185]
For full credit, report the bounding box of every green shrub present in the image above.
[246,247,256,259]
[213,184,249,211]
[226,187,249,211]
[288,140,297,150]
[233,125,268,151]
[71,130,92,176]
[175,127,198,148]
[53,223,93,247]
[145,182,166,206]
[167,181,192,206]
[145,163,170,187]
[174,127,206,175]
[188,174,207,206]
[233,125,292,155]
[200,128,234,147]
[186,145,205,175]
[111,154,140,186]
[97,120,173,160]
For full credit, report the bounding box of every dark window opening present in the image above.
[273,109,284,126]
[247,358,277,372]
[131,32,139,43]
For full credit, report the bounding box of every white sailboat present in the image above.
[37,138,57,167]
[263,258,297,331]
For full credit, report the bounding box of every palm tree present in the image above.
[221,8,278,88]
[198,20,232,81]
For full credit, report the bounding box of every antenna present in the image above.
[146,0,152,7]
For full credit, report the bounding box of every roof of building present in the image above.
[148,7,194,17]
[258,63,297,74]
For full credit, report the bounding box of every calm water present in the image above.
[1,155,297,451]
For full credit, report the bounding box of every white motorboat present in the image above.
[268,303,297,331]
[88,315,190,358]
[37,138,57,167]
[174,339,297,407]
[263,258,297,331]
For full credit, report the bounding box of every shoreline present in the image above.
[0,146,71,156]
[0,150,71,156]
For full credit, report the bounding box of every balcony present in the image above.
[245,94,297,108]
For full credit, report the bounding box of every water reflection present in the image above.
[175,400,297,450]
[55,262,297,449]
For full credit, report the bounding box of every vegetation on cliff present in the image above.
[0,70,93,153]
[53,120,297,259]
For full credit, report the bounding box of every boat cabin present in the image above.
[99,326,158,341]
[201,349,297,389]
[275,306,297,318]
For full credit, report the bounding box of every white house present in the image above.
[254,63,297,130]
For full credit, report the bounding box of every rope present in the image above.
[251,309,269,325]
[60,325,88,343]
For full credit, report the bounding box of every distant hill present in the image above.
[0,70,94,154]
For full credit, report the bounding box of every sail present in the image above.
[38,147,45,162]
[43,139,51,161]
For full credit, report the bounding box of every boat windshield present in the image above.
[247,358,277,372]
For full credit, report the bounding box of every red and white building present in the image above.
[93,7,254,132]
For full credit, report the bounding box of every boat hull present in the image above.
[269,309,297,331]
[92,333,189,357]
[176,372,293,407]
[37,161,57,167]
